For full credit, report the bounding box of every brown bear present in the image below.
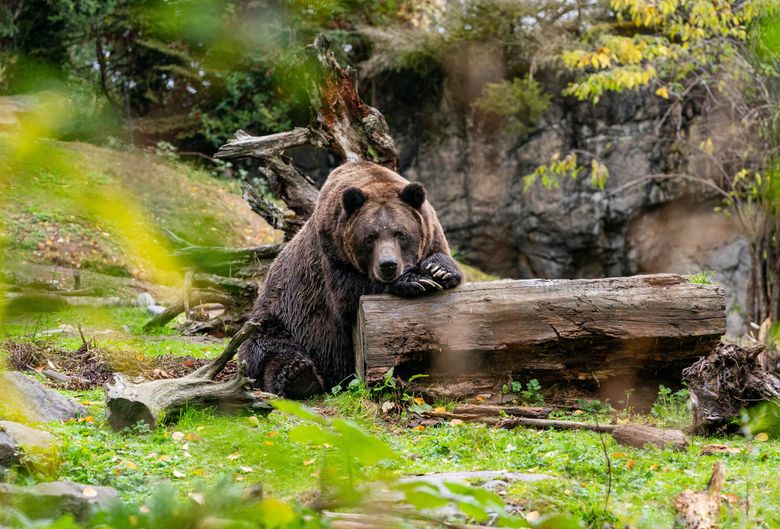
[238,161,462,397]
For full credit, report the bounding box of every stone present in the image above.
[0,420,54,466]
[0,481,119,522]
[0,372,87,423]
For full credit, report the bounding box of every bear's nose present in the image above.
[378,258,398,276]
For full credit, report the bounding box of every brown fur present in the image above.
[238,161,462,397]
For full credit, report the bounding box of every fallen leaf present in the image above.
[192,468,207,477]
[573,409,585,415]
[433,406,447,413]
[649,464,659,471]
[263,441,274,446]
[171,431,185,441]
[266,431,279,437]
[196,426,205,432]
[184,433,201,442]
[413,425,425,431]
[755,432,769,442]
[655,86,670,99]
[381,401,395,414]
[240,466,253,474]
[625,459,636,470]
[189,493,205,504]
[303,459,315,466]
[610,452,627,458]
[139,505,150,513]
[526,511,540,522]
[157,455,170,462]
[227,452,240,461]
[413,397,425,405]
[247,416,261,428]
[124,461,138,470]
[172,469,185,478]
[450,419,464,425]
[82,487,98,498]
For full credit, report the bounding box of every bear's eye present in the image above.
[395,231,408,240]
[364,233,378,244]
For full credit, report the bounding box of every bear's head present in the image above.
[317,162,434,283]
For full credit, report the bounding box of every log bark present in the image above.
[355,274,726,399]
[105,321,273,430]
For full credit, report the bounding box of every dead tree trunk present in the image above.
[105,321,272,430]
[354,274,726,400]
[144,34,397,333]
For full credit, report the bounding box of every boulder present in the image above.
[0,420,54,466]
[0,481,119,522]
[0,372,87,422]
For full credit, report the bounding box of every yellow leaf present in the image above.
[247,416,260,428]
[124,461,137,470]
[413,425,426,431]
[573,409,585,415]
[227,452,240,461]
[755,432,769,442]
[184,433,201,442]
[433,406,447,413]
[625,459,636,469]
[414,397,425,405]
[157,455,170,462]
[263,441,274,447]
[526,511,540,522]
[240,465,254,474]
[172,469,185,478]
[611,452,627,458]
[303,459,316,466]
[266,431,280,437]
[192,468,207,476]
[650,464,659,471]
[655,87,670,99]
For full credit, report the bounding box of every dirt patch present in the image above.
[3,339,238,390]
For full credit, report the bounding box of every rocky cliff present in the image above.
[380,73,748,335]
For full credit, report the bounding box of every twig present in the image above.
[594,415,612,511]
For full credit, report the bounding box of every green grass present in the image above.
[3,308,780,527]
[1,135,275,286]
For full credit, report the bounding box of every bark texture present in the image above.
[355,274,726,398]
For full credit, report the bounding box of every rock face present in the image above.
[0,420,54,466]
[0,481,119,522]
[378,79,749,335]
[0,372,88,422]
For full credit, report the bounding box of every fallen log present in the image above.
[355,274,726,401]
[431,404,551,419]
[105,321,273,431]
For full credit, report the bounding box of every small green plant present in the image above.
[686,270,714,285]
[502,379,545,406]
[651,385,691,427]
[576,398,612,416]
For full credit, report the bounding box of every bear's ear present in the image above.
[399,182,426,209]
[342,187,367,216]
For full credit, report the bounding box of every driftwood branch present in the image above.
[105,321,271,430]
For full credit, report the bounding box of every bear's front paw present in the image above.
[420,253,463,290]
[392,268,444,298]
[268,356,325,399]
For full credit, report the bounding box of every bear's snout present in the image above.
[378,257,399,280]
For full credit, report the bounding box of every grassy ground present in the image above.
[2,307,780,529]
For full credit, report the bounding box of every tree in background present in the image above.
[528,0,780,329]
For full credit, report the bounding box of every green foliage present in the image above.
[473,77,551,140]
[686,270,714,285]
[650,385,691,428]
[502,378,545,406]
